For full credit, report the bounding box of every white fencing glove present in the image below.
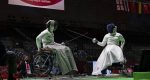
[92,38,98,44]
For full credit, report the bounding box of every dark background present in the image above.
[0,0,150,72]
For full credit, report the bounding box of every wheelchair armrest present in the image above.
[40,48,53,53]
[41,48,51,51]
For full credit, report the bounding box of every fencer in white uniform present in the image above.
[92,23,125,75]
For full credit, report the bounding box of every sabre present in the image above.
[66,28,93,40]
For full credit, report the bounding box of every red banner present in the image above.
[8,0,64,10]
[21,0,62,6]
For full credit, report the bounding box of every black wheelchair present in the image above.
[32,48,56,75]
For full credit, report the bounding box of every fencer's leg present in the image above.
[65,46,78,71]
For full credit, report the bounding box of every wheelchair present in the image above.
[32,48,56,75]
[106,62,133,77]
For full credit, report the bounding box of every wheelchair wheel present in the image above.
[33,53,53,74]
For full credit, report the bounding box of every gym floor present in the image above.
[4,75,133,80]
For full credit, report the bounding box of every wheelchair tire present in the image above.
[32,53,53,74]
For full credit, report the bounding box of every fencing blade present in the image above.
[66,28,93,40]
[64,32,88,44]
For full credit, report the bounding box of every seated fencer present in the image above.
[36,20,78,75]
[92,23,126,76]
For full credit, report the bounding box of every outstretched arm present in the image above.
[92,35,107,47]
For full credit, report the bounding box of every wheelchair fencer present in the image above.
[35,20,78,76]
